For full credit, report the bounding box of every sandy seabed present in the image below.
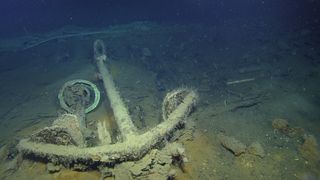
[0,20,319,179]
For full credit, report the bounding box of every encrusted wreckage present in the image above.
[17,39,198,168]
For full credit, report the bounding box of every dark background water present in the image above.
[0,0,319,37]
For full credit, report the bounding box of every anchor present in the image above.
[17,39,198,167]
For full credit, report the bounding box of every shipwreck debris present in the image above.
[58,79,101,114]
[17,39,198,172]
[226,78,255,85]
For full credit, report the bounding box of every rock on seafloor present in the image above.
[218,133,247,156]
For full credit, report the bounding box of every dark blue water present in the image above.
[0,0,318,37]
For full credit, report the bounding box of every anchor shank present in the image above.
[96,58,137,140]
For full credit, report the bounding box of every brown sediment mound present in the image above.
[298,135,320,164]
[272,118,304,138]
[272,118,290,133]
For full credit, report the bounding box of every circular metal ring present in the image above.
[58,79,101,114]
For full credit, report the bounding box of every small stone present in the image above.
[46,163,61,173]
[248,142,265,158]
[218,133,246,156]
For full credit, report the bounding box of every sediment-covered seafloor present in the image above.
[0,21,319,179]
